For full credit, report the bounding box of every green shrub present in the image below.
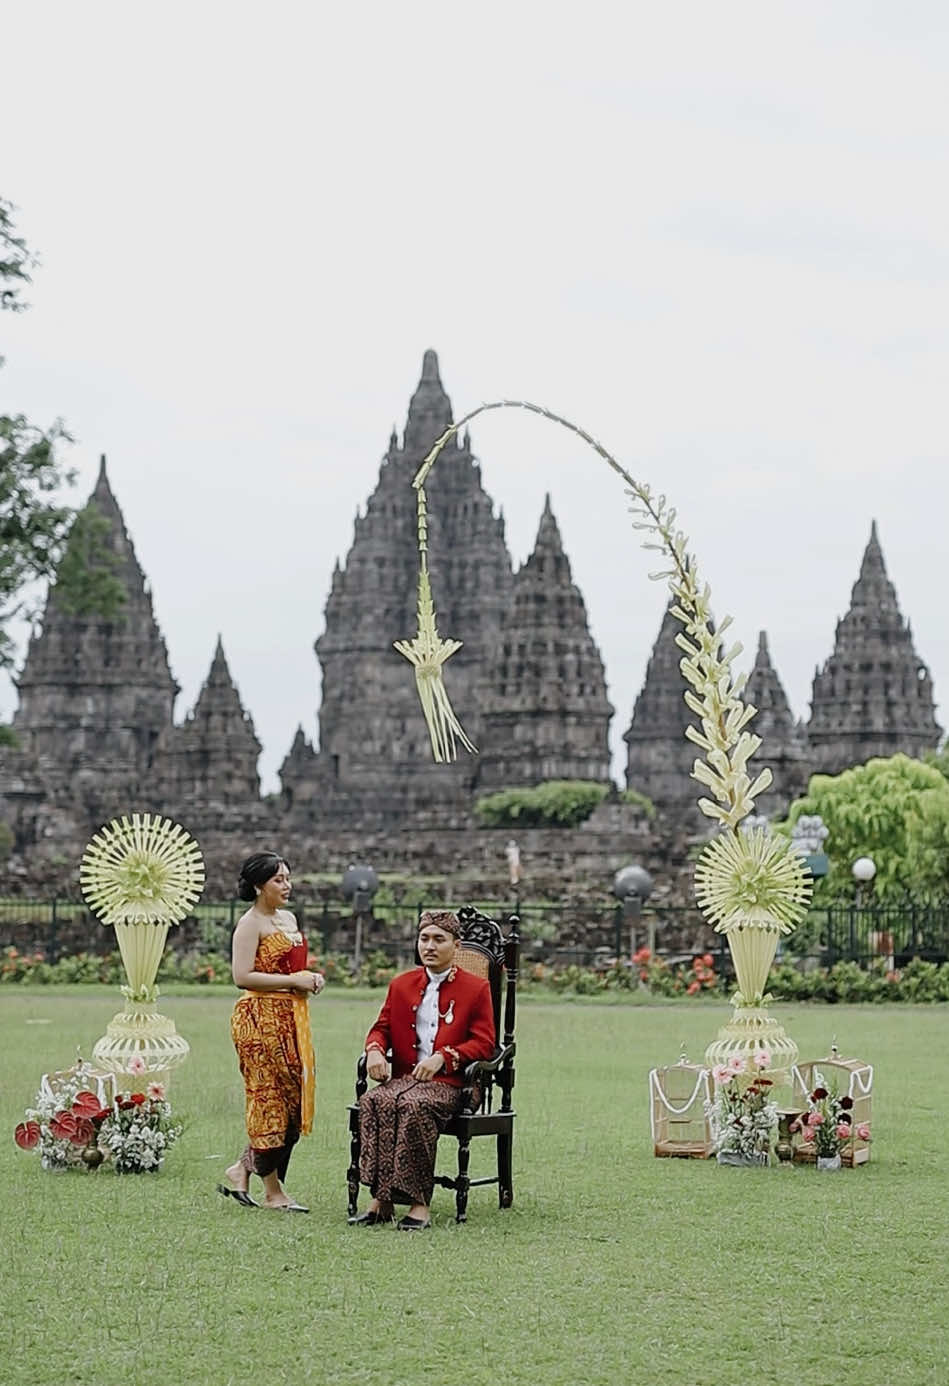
[474,780,609,829]
[618,788,656,819]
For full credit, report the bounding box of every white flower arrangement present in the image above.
[704,1052,779,1161]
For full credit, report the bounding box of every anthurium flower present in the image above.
[14,1121,40,1149]
[71,1091,102,1118]
[69,1117,96,1146]
[49,1111,79,1140]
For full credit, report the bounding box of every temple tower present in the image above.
[623,603,699,813]
[168,637,261,806]
[313,351,513,818]
[743,631,810,815]
[477,496,612,790]
[10,458,178,820]
[807,523,941,772]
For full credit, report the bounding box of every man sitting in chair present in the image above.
[350,909,496,1230]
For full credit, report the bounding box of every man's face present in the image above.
[418,924,458,973]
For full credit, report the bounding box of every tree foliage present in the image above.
[781,754,949,902]
[474,780,610,829]
[0,197,119,673]
[53,504,126,621]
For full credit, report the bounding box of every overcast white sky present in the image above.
[2,2,947,791]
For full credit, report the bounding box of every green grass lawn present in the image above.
[1,988,946,1386]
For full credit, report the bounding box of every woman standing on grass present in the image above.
[217,852,324,1212]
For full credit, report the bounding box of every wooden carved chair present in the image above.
[347,905,520,1223]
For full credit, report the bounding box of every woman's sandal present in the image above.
[216,1183,259,1208]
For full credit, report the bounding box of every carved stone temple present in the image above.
[0,353,942,889]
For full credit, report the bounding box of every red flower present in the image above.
[14,1121,41,1150]
[811,1087,828,1101]
[69,1117,96,1146]
[686,980,701,995]
[129,1092,147,1106]
[839,1095,854,1110]
[72,1091,103,1118]
[49,1111,79,1140]
[117,1099,137,1111]
[702,953,714,967]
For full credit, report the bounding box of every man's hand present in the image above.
[366,1050,390,1083]
[411,1052,445,1082]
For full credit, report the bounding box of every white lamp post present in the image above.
[851,856,876,908]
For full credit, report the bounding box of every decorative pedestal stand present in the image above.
[704,911,799,1081]
[92,925,191,1090]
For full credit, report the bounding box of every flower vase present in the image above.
[816,1153,842,1172]
[92,921,190,1088]
[716,1150,769,1168]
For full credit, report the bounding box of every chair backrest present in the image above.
[454,905,518,1045]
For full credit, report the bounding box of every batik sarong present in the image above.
[230,931,315,1177]
[358,1075,462,1205]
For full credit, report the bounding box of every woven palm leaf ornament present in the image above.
[81,814,204,1079]
[397,400,811,1064]
[80,813,205,926]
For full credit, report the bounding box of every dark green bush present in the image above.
[474,780,609,829]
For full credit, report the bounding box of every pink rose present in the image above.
[807,1112,823,1127]
[856,1123,871,1141]
[799,1125,813,1141]
[836,1123,852,1141]
[789,1119,800,1133]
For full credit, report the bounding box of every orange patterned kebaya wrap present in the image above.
[231,931,315,1145]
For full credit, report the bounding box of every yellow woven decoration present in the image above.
[403,399,813,1074]
[394,480,475,762]
[80,813,204,926]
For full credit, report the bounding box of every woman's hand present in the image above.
[411,1052,445,1082]
[289,970,324,995]
[366,1050,390,1083]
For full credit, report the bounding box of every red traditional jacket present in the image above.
[364,965,496,1087]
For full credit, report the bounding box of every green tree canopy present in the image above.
[781,753,949,902]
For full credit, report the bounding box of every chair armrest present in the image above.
[461,1042,515,1081]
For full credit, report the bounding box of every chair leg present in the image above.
[455,1135,472,1223]
[347,1118,361,1218]
[497,1131,513,1208]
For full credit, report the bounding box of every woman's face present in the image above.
[258,862,291,910]
[418,923,458,973]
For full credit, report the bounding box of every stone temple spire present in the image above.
[402,348,454,458]
[477,496,612,790]
[623,603,699,813]
[807,522,941,772]
[168,637,261,805]
[11,457,178,817]
[743,631,810,815]
[314,351,512,817]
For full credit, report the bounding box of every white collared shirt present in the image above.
[416,967,450,1061]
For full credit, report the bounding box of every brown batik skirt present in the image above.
[358,1075,462,1205]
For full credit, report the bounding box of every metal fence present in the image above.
[1,895,947,970]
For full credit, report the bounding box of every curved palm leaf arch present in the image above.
[395,400,811,1062]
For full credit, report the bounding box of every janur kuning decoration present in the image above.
[396,400,812,1076]
[80,813,205,1086]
